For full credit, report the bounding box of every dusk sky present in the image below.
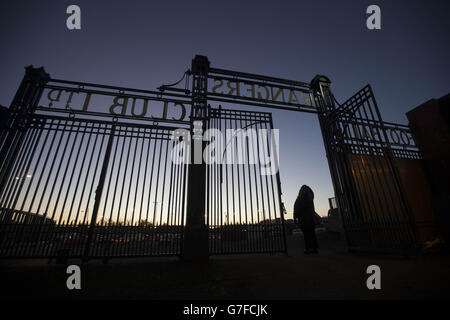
[1,0,449,218]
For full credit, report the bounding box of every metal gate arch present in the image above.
[0,56,425,260]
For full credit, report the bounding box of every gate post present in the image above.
[0,66,49,197]
[311,75,349,248]
[182,55,210,260]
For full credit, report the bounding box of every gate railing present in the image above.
[314,80,421,252]
[0,113,189,258]
[0,66,192,259]
[206,107,287,254]
[0,61,288,260]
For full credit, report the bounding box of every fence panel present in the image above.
[206,108,286,255]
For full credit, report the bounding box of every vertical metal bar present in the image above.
[228,116,236,252]
[173,140,181,254]
[166,138,176,255]
[152,133,163,254]
[146,130,158,254]
[138,127,150,254]
[134,127,146,255]
[234,115,243,252]
[253,117,264,251]
[268,117,287,253]
[159,135,170,255]
[206,115,211,251]
[244,115,255,253]
[82,125,116,261]
[260,119,272,252]
[179,141,188,256]
[123,127,139,255]
[110,126,128,256]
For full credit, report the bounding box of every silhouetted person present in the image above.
[294,185,318,254]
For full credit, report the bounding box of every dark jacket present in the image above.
[294,192,315,230]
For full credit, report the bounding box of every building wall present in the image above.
[407,94,450,244]
[395,158,438,242]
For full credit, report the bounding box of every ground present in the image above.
[1,231,449,299]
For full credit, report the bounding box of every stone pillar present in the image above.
[182,55,210,261]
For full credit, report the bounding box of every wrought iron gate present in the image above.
[0,61,287,260]
[0,66,194,259]
[1,56,424,259]
[0,115,189,258]
[313,78,421,252]
[206,107,286,254]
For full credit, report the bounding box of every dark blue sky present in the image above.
[1,0,449,216]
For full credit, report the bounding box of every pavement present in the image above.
[1,231,449,299]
